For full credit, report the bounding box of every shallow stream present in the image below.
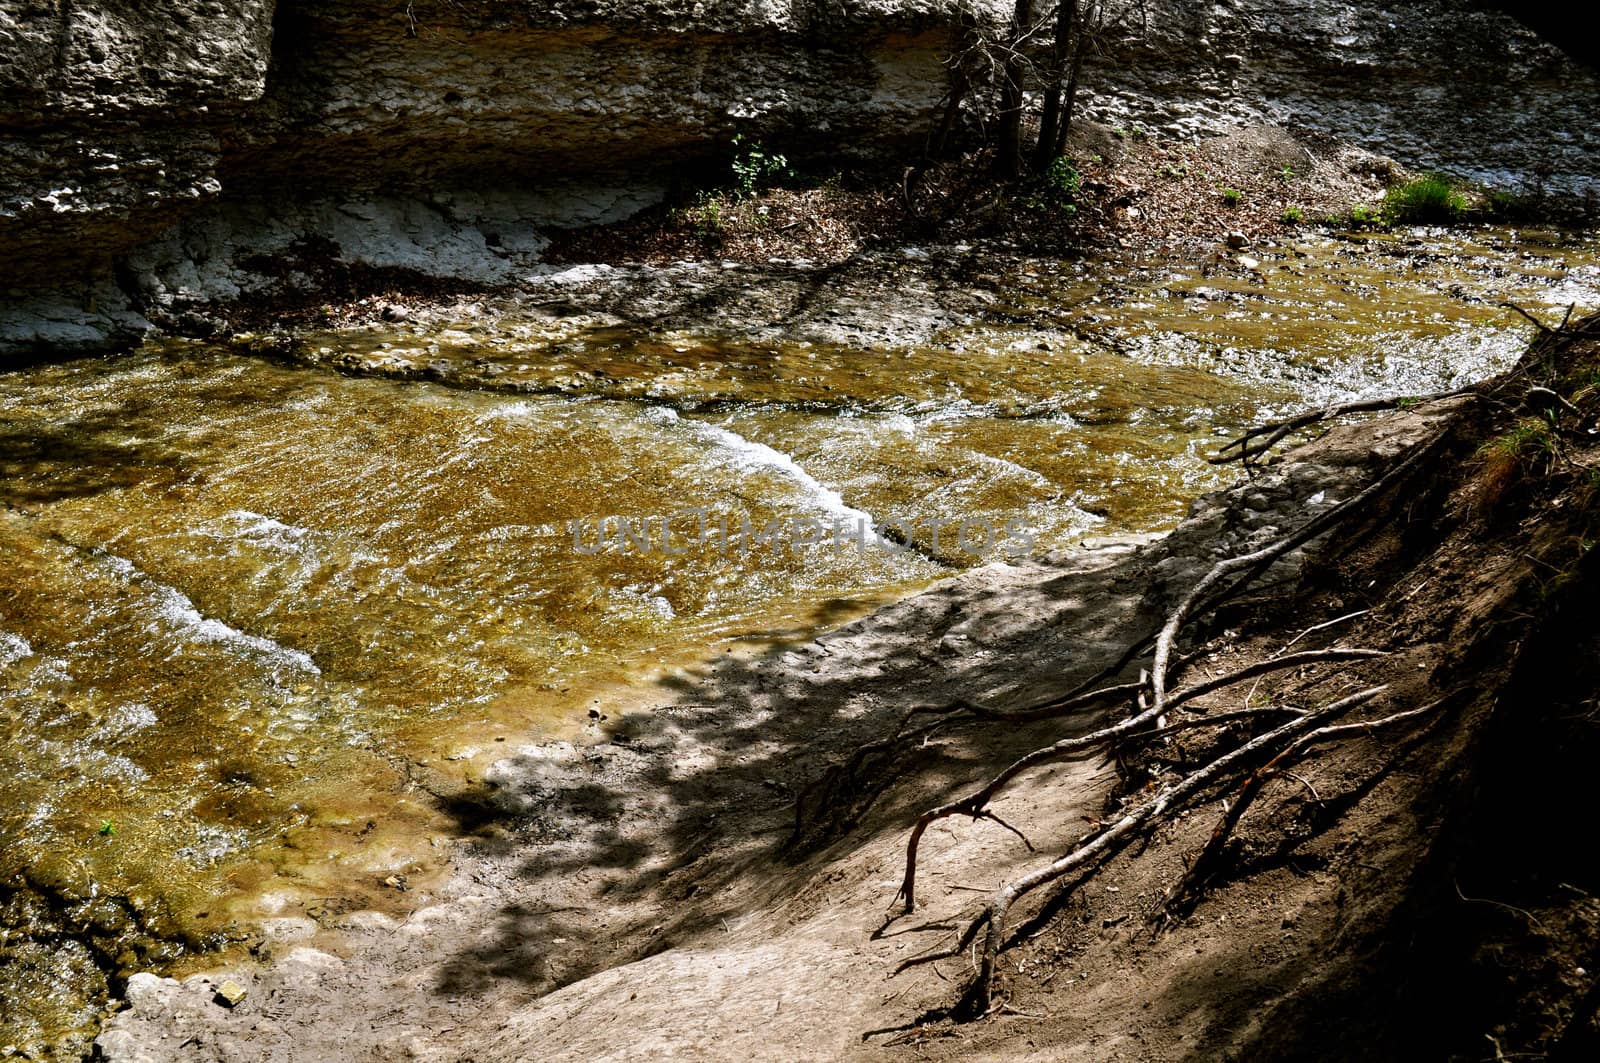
[3,227,1598,1056]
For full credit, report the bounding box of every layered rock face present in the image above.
[1,0,964,354]
[1,0,1597,357]
[0,1,276,350]
[1082,0,1600,194]
[0,1,275,266]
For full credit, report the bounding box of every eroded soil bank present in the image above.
[90,308,1600,1060]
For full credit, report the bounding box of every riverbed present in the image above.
[3,226,1597,1057]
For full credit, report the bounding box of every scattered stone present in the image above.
[213,980,247,1008]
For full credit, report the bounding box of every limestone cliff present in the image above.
[1,0,1597,357]
[1,0,965,354]
[1080,0,1600,194]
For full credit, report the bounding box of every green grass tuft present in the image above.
[1383,174,1467,224]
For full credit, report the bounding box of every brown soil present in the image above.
[541,122,1463,270]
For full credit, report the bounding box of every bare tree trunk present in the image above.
[1052,0,1097,160]
[930,11,981,157]
[995,0,1033,177]
[1033,0,1076,171]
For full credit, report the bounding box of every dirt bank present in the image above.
[94,309,1600,1060]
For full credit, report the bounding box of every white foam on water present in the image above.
[874,412,919,435]
[913,399,991,424]
[1535,277,1600,308]
[201,510,317,556]
[473,399,546,424]
[146,580,322,673]
[105,701,159,736]
[175,823,249,868]
[960,449,1057,490]
[41,739,149,785]
[483,523,535,541]
[646,408,889,544]
[0,631,32,667]
[223,510,310,541]
[92,549,322,675]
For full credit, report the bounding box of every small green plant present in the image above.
[1026,157,1082,214]
[1278,164,1296,184]
[1280,205,1305,224]
[1502,414,1558,458]
[1218,186,1243,207]
[1162,161,1189,178]
[1474,414,1560,510]
[1486,188,1525,217]
[1383,174,1467,224]
[729,134,790,200]
[1347,202,1383,227]
[98,820,115,837]
[689,192,724,240]
[1046,156,1081,198]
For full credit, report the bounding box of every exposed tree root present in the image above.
[1153,427,1446,719]
[1160,694,1457,921]
[888,417,1455,1014]
[1210,388,1472,468]
[901,686,1388,1012]
[940,646,1382,726]
[893,647,1383,912]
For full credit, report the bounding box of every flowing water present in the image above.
[2,227,1598,1056]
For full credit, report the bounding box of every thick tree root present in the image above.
[889,421,1455,1013]
[1210,388,1472,468]
[1160,694,1456,921]
[900,686,1389,1012]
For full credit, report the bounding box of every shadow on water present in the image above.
[0,404,192,506]
[427,554,1158,1000]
